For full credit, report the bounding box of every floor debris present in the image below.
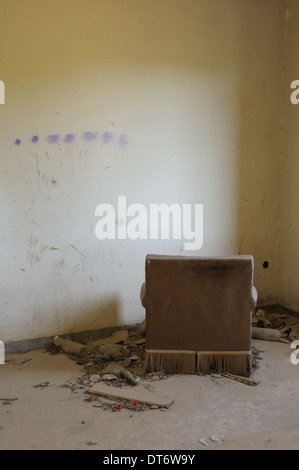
[252,306,299,343]
[48,309,298,411]
[0,397,18,406]
[86,440,98,446]
[199,435,225,446]
[53,336,88,357]
[34,382,50,388]
[109,367,140,386]
[86,382,174,409]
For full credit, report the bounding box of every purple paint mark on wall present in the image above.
[63,134,75,143]
[83,131,97,141]
[47,134,60,143]
[119,134,128,146]
[102,132,113,143]
[15,131,128,146]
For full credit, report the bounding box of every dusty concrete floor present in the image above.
[0,339,298,450]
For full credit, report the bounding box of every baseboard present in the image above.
[5,325,130,354]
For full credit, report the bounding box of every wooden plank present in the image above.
[222,372,259,386]
[86,383,174,408]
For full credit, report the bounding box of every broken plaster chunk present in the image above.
[290,324,299,340]
[53,336,87,357]
[130,355,140,361]
[198,439,209,447]
[102,374,117,381]
[122,357,132,368]
[88,330,128,349]
[90,344,124,360]
[198,435,225,446]
[208,434,225,443]
[256,309,266,318]
[34,382,50,388]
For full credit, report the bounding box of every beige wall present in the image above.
[280,0,299,311]
[0,0,287,342]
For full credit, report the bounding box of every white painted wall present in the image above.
[0,0,286,342]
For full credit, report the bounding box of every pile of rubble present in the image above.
[48,320,174,412]
[50,319,166,386]
[51,320,149,377]
[252,306,299,342]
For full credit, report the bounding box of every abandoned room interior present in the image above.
[1,0,299,451]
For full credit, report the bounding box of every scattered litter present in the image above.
[89,374,101,382]
[210,374,225,385]
[290,324,299,341]
[124,320,146,346]
[198,438,209,447]
[91,343,124,360]
[101,363,122,374]
[102,353,113,361]
[102,374,117,381]
[86,440,98,446]
[121,357,132,368]
[256,309,266,318]
[130,355,140,361]
[88,395,147,412]
[0,397,18,401]
[65,381,79,399]
[198,435,225,446]
[146,371,168,381]
[0,398,17,405]
[208,434,225,443]
[21,358,32,365]
[34,382,50,388]
[109,367,140,386]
